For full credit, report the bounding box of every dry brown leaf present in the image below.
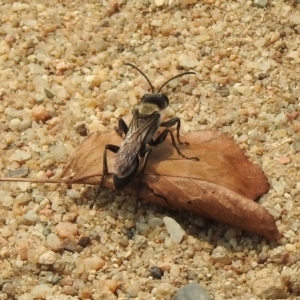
[60,130,280,241]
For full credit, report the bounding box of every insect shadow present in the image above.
[92,63,198,210]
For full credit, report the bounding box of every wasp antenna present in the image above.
[124,63,155,93]
[157,71,196,93]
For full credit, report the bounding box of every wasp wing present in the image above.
[114,110,160,178]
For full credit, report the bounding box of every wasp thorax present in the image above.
[139,103,161,115]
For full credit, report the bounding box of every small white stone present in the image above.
[18,118,32,131]
[66,189,81,199]
[233,84,252,96]
[23,210,39,222]
[38,250,57,265]
[46,233,62,251]
[0,191,14,207]
[12,2,29,11]
[178,54,198,68]
[9,149,32,162]
[84,75,95,82]
[155,0,166,6]
[163,217,185,244]
[253,0,268,8]
[148,217,163,228]
[8,118,21,130]
[50,143,70,163]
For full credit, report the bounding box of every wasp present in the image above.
[93,63,198,208]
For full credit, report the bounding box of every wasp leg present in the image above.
[149,129,198,161]
[90,144,120,209]
[114,118,129,137]
[160,117,188,145]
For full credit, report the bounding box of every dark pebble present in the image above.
[257,73,269,80]
[149,266,164,279]
[5,167,29,178]
[78,236,91,248]
[217,86,230,97]
[123,227,134,239]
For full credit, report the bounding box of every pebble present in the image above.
[44,88,55,99]
[289,13,300,25]
[233,84,252,96]
[46,233,62,251]
[55,222,78,238]
[0,191,14,207]
[178,54,198,68]
[293,140,300,152]
[155,0,166,6]
[18,118,32,131]
[149,266,164,279]
[83,256,105,272]
[31,284,53,298]
[285,243,296,252]
[134,235,148,249]
[61,237,81,252]
[172,282,211,300]
[170,264,181,277]
[253,0,268,8]
[148,216,164,228]
[9,149,31,162]
[61,285,77,296]
[66,189,81,199]
[50,143,70,163]
[5,166,29,178]
[136,222,150,233]
[23,210,40,223]
[78,236,91,248]
[79,286,92,299]
[31,105,51,122]
[42,227,51,236]
[211,246,232,265]
[163,217,185,244]
[17,293,35,300]
[38,250,57,265]
[252,272,288,299]
[12,2,29,11]
[106,279,120,294]
[126,282,140,297]
[156,283,177,299]
[287,271,300,294]
[269,246,289,263]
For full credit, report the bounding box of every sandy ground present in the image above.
[1,0,300,299]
